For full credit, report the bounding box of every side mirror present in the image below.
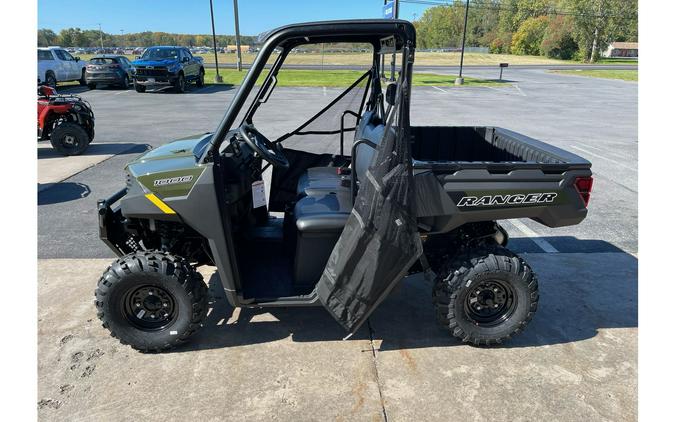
[75,56,80,62]
[385,83,397,105]
[182,57,190,63]
[135,55,141,60]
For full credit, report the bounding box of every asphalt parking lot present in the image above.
[38,68,637,421]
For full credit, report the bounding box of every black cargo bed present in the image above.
[409,126,593,232]
[410,126,590,172]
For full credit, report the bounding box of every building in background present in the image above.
[603,42,638,58]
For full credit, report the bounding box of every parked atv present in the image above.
[38,84,95,156]
[96,20,593,352]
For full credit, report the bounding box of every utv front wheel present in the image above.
[95,252,208,352]
[432,245,538,345]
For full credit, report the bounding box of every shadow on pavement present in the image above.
[38,182,90,205]
[37,142,149,160]
[139,83,235,95]
[172,237,637,353]
[53,85,90,94]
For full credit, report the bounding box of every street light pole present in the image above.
[233,0,243,71]
[209,0,223,82]
[98,23,104,50]
[455,0,470,85]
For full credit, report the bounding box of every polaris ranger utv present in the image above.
[96,20,593,352]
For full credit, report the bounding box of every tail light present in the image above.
[574,176,594,207]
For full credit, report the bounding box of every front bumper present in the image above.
[133,75,177,86]
[97,188,129,257]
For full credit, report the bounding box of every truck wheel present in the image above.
[120,75,129,89]
[45,71,57,88]
[174,73,185,93]
[196,68,205,87]
[95,251,208,352]
[432,245,538,345]
[79,69,87,86]
[49,122,90,156]
[134,82,146,93]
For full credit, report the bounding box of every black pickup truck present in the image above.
[95,20,592,352]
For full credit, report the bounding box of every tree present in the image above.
[38,29,58,47]
[565,0,638,62]
[540,16,578,59]
[511,16,549,55]
[498,0,557,33]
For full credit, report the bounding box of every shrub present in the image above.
[540,16,578,60]
[511,16,549,55]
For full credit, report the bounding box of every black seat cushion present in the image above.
[294,190,351,233]
[296,110,385,198]
[296,167,350,197]
[293,191,351,286]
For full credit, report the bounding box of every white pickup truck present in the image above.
[38,47,87,87]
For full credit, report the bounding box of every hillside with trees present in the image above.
[37,28,257,49]
[38,0,637,63]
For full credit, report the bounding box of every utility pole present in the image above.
[390,0,399,80]
[98,23,104,50]
[233,0,243,72]
[209,0,223,82]
[455,0,469,85]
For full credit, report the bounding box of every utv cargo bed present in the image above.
[410,126,593,233]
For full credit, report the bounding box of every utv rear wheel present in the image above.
[49,122,90,156]
[134,82,146,93]
[432,245,538,345]
[95,251,208,352]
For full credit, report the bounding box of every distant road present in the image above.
[204,63,638,72]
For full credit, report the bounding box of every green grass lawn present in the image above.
[594,58,639,65]
[552,69,638,82]
[204,68,507,87]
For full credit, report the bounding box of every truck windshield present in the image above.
[141,48,179,60]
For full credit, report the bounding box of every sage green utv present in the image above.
[96,20,592,352]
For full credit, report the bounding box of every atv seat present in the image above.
[296,110,385,197]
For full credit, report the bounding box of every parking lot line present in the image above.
[509,219,559,253]
[431,85,448,93]
[571,145,637,171]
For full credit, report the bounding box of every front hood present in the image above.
[132,59,179,67]
[126,133,212,198]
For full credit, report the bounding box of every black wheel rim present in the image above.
[122,285,176,331]
[464,279,516,326]
[60,133,83,151]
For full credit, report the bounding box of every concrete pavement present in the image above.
[38,252,636,421]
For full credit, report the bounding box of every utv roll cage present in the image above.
[203,19,416,163]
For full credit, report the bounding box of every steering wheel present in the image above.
[237,123,289,168]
